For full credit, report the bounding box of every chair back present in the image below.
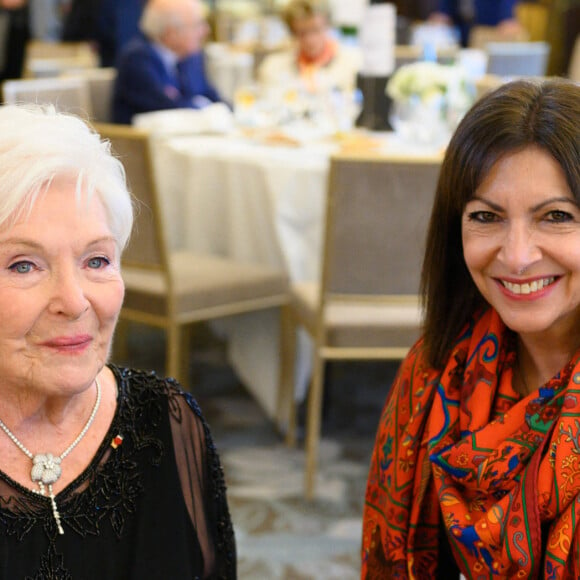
[394,45,458,70]
[468,25,529,50]
[485,41,550,77]
[569,35,580,82]
[64,67,116,122]
[514,2,549,42]
[1,76,93,119]
[92,123,168,273]
[322,154,441,298]
[23,40,98,78]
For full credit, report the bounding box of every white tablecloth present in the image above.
[152,129,443,420]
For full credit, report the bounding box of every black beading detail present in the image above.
[0,366,236,579]
[27,543,73,580]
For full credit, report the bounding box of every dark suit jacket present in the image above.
[438,0,518,46]
[62,0,145,67]
[112,35,222,124]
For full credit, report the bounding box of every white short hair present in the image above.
[140,0,199,41]
[0,104,133,250]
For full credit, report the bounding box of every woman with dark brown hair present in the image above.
[362,78,580,578]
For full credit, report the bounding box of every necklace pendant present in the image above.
[0,378,102,537]
[31,453,62,485]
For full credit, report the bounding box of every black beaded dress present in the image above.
[0,366,236,579]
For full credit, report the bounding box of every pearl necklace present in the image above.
[0,378,101,535]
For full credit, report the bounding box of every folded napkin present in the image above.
[132,103,234,136]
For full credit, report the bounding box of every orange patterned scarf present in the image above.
[296,38,337,92]
[362,307,580,579]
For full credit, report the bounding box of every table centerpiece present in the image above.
[386,60,476,146]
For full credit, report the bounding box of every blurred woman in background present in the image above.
[258,0,360,94]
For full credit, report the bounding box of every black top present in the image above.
[436,521,461,579]
[0,366,236,579]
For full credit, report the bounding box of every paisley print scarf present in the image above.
[362,307,580,579]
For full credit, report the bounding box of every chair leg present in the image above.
[278,306,297,446]
[166,323,182,384]
[304,348,326,500]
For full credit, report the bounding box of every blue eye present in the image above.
[9,261,34,274]
[87,256,110,269]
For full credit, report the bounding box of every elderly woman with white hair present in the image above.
[0,104,236,578]
[112,0,223,124]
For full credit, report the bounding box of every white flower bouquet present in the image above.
[386,61,473,106]
[386,61,475,145]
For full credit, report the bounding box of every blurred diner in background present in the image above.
[0,0,579,575]
[112,0,225,124]
[257,0,361,95]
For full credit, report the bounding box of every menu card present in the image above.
[359,3,396,77]
[329,0,366,28]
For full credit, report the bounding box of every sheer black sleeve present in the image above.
[168,389,236,579]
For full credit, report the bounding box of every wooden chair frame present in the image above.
[2,76,93,119]
[94,123,289,386]
[279,152,442,499]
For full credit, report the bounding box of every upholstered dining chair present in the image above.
[1,76,93,120]
[485,41,550,77]
[468,25,530,50]
[63,67,117,123]
[22,40,98,78]
[93,123,289,387]
[279,152,442,499]
[568,36,580,82]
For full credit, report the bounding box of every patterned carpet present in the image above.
[113,323,399,580]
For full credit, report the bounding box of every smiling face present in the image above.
[462,146,580,343]
[0,179,124,398]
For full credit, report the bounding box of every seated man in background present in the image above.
[112,0,223,124]
[257,0,360,95]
